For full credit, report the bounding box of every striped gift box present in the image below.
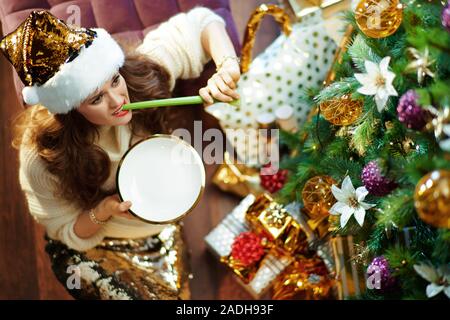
[204,194,293,298]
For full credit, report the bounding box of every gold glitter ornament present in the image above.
[319,95,363,126]
[301,176,337,218]
[355,0,403,39]
[414,170,450,229]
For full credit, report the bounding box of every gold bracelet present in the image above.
[89,208,110,226]
[216,56,240,71]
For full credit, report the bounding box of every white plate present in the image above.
[116,134,205,224]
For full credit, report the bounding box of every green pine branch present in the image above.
[348,34,381,71]
[376,189,415,228]
[281,0,449,300]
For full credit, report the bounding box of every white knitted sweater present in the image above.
[18,7,225,251]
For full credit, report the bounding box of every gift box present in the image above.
[327,226,419,299]
[205,194,308,298]
[272,255,334,300]
[246,194,309,254]
[228,247,295,298]
[329,235,367,299]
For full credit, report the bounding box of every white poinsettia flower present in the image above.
[439,124,450,152]
[330,176,375,228]
[329,176,376,228]
[414,263,450,299]
[355,56,398,113]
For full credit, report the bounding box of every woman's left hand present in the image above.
[199,58,241,106]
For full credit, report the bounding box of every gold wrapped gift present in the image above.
[220,254,262,284]
[211,193,309,296]
[330,235,367,299]
[246,194,291,240]
[272,255,334,300]
[206,194,327,299]
[221,246,293,289]
[246,194,309,254]
[301,207,331,240]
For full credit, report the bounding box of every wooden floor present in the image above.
[0,0,278,299]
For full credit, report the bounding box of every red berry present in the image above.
[260,165,288,193]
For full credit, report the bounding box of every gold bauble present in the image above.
[414,170,450,229]
[301,176,337,218]
[320,95,363,126]
[355,0,403,39]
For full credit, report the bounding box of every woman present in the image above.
[0,7,240,299]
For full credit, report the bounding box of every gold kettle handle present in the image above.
[240,4,292,73]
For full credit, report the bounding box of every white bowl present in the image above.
[116,134,205,224]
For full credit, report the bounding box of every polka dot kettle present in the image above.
[205,4,337,167]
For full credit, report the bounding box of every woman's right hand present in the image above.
[199,58,241,106]
[94,194,134,221]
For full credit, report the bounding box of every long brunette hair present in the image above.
[12,50,175,210]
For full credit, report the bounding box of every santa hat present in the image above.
[0,10,125,114]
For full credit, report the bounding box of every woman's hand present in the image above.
[199,58,241,106]
[94,194,134,221]
[74,194,134,239]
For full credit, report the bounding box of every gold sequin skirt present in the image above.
[45,224,190,300]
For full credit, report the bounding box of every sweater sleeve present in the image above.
[136,7,226,90]
[18,146,106,252]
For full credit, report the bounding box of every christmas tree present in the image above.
[278,0,450,299]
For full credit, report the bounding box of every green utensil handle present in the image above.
[122,96,204,110]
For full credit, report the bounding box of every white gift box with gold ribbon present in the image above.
[204,194,293,298]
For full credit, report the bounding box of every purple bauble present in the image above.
[397,90,428,130]
[443,0,450,32]
[361,161,397,196]
[367,256,397,292]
